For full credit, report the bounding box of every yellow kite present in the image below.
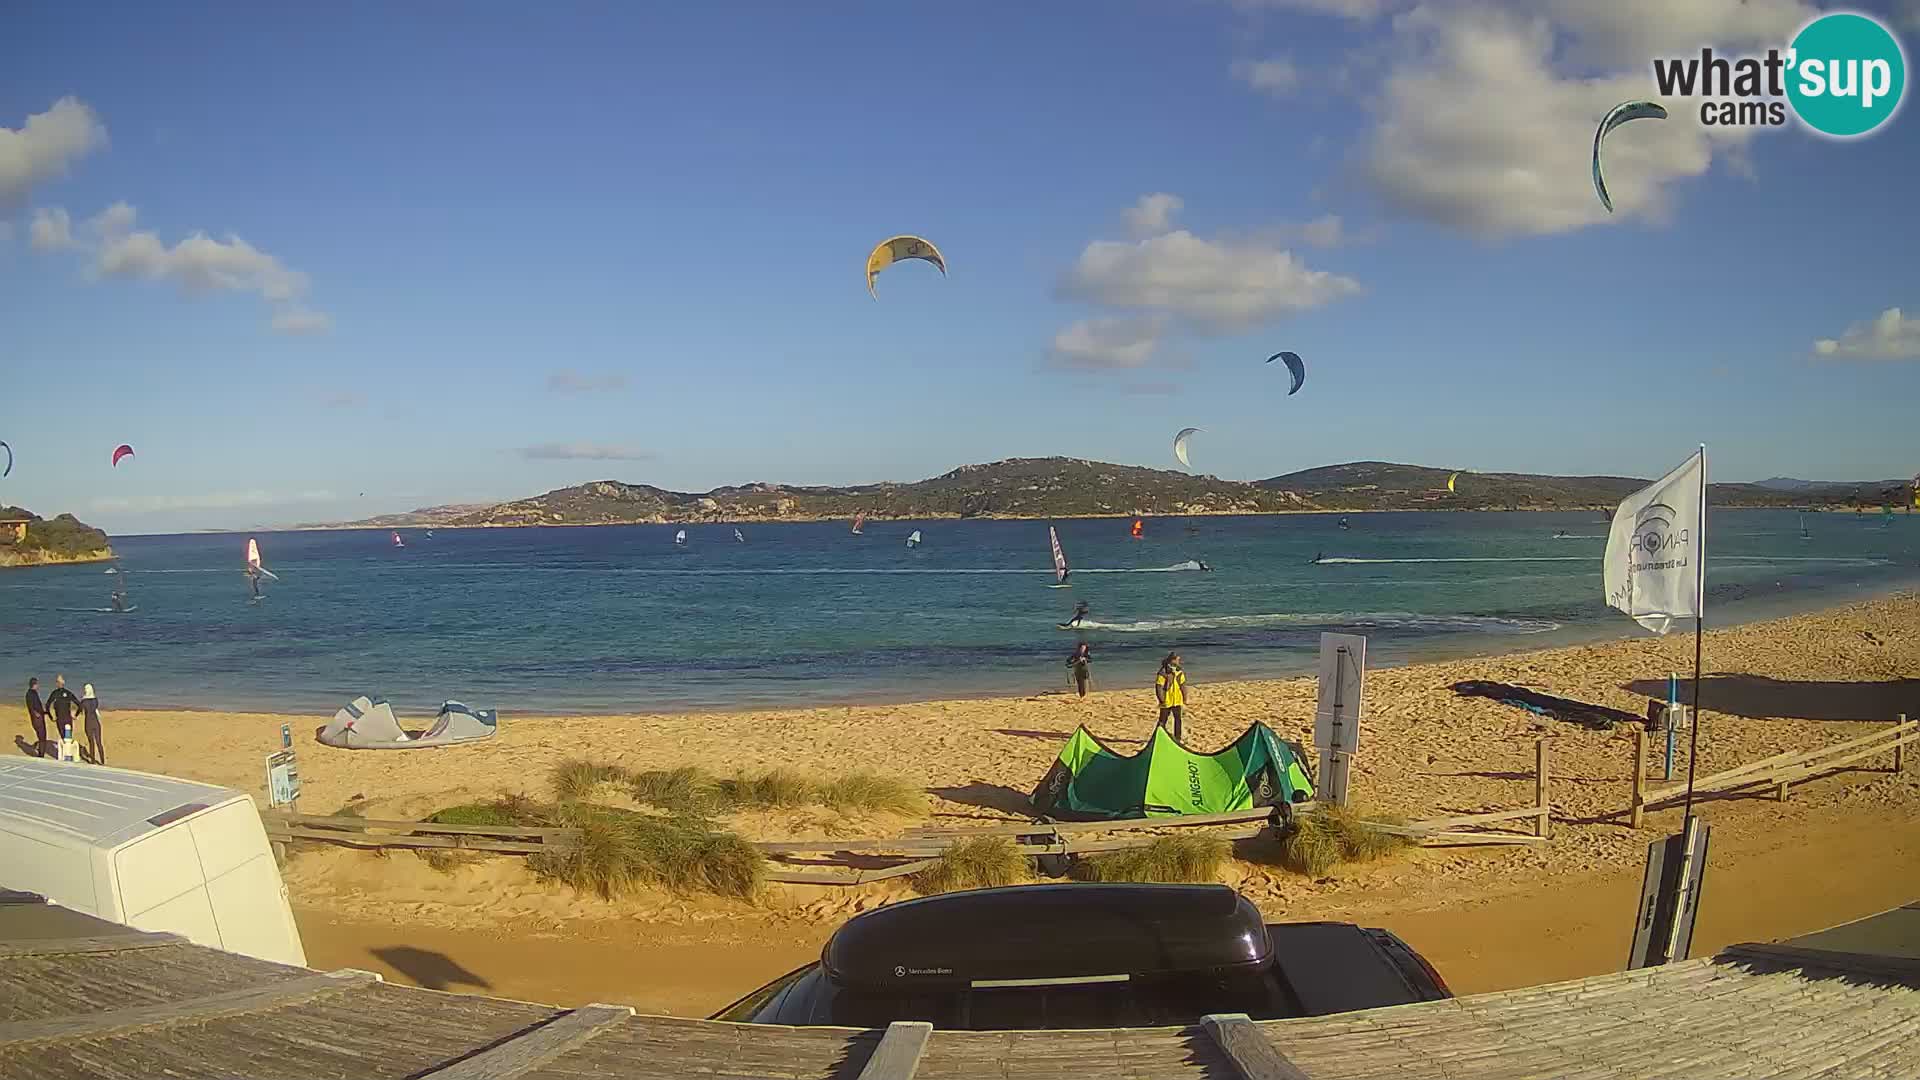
[865,235,946,299]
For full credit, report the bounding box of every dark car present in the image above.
[712,883,1450,1030]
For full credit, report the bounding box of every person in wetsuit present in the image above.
[1063,600,1090,627]
[45,675,80,756]
[1065,643,1092,699]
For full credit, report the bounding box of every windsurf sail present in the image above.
[906,530,922,548]
[851,512,866,535]
[391,531,404,548]
[1800,514,1811,539]
[1130,518,1143,539]
[244,537,280,581]
[734,528,745,543]
[675,529,688,545]
[1050,526,1069,584]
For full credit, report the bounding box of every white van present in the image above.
[0,758,306,966]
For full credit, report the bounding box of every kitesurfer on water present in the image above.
[1063,600,1089,627]
[1197,561,1212,572]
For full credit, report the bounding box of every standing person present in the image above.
[24,677,48,758]
[1062,600,1090,628]
[1154,652,1188,741]
[45,675,80,759]
[1065,643,1092,699]
[80,684,105,766]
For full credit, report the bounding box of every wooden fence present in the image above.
[266,740,1559,885]
[1628,714,1915,828]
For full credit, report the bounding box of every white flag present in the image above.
[1603,447,1706,635]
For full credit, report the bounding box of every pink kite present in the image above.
[111,444,135,467]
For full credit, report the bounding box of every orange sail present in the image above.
[1130,518,1144,538]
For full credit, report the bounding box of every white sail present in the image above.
[734,529,745,542]
[852,512,866,535]
[1050,526,1068,583]
[246,537,261,569]
[675,529,687,544]
[906,530,922,548]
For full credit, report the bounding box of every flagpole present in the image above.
[1683,444,1706,823]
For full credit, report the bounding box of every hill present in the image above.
[0,505,114,568]
[452,458,1311,527]
[293,503,494,530]
[1254,462,1906,511]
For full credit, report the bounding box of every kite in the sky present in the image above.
[865,235,946,298]
[1173,427,1202,470]
[1592,100,1668,213]
[1265,351,1306,395]
[1447,472,1460,493]
[111,444,135,467]
[0,440,11,479]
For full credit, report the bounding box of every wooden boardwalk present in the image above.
[3,897,1917,1079]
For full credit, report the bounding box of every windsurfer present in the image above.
[1063,600,1089,627]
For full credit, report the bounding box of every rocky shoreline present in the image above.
[0,547,115,569]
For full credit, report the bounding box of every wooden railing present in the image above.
[1628,714,1914,828]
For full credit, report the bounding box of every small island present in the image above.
[0,506,115,568]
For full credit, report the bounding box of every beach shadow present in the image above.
[994,729,1074,741]
[931,783,1037,816]
[12,736,46,759]
[1622,675,1920,722]
[370,946,492,992]
[1451,680,1644,731]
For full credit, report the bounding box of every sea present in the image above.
[3,510,1914,717]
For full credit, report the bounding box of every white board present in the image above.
[1314,633,1366,756]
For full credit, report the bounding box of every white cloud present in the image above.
[0,97,107,208]
[28,207,73,251]
[1813,307,1920,361]
[271,308,333,335]
[88,201,135,237]
[1300,214,1345,247]
[1359,4,1755,236]
[1121,193,1184,239]
[517,442,655,461]
[98,220,310,302]
[1232,56,1302,96]
[546,371,628,393]
[1061,229,1360,329]
[1050,315,1168,369]
[1226,0,1392,18]
[92,490,337,514]
[1546,0,1815,68]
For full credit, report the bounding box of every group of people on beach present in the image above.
[22,674,107,764]
[1063,640,1191,740]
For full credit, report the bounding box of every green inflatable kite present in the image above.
[1030,722,1314,820]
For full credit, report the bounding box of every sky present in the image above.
[4,0,1918,534]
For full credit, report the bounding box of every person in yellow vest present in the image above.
[1154,652,1188,740]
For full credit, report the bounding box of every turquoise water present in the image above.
[2,510,1914,715]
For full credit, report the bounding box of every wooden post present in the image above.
[1775,778,1790,802]
[1630,727,1647,830]
[1534,738,1552,839]
[1896,714,1907,774]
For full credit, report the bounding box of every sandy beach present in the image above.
[58,592,1920,1012]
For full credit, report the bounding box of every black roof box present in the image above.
[822,883,1272,990]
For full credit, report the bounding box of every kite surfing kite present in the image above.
[111,444,135,467]
[0,440,11,478]
[865,235,946,299]
[1173,427,1202,470]
[1447,472,1459,493]
[1266,351,1306,395]
[1591,100,1668,213]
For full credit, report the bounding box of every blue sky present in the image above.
[4,0,1917,533]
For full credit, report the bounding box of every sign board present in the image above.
[1628,818,1711,969]
[1314,633,1366,755]
[266,749,301,808]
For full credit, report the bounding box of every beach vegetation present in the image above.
[533,804,763,900]
[550,758,930,817]
[1273,806,1413,877]
[911,837,1029,895]
[0,506,113,564]
[1079,834,1230,884]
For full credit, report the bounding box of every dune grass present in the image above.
[531,804,764,900]
[1081,834,1231,884]
[1276,805,1414,877]
[911,837,1030,895]
[547,758,929,817]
